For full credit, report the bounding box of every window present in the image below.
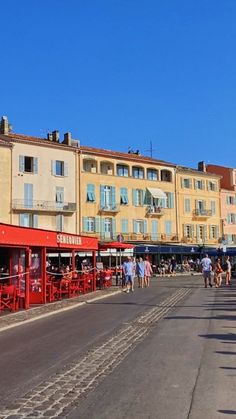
[227,213,236,224]
[161,170,172,182]
[182,178,192,189]
[226,195,236,205]
[132,166,144,179]
[184,198,191,213]
[121,218,128,233]
[100,185,116,209]
[19,214,38,228]
[165,221,172,235]
[184,224,193,238]
[133,219,147,234]
[195,179,204,190]
[120,188,128,205]
[117,164,129,177]
[55,187,64,208]
[56,214,64,231]
[208,181,216,191]
[52,160,68,177]
[132,189,144,206]
[87,184,96,202]
[19,156,38,174]
[24,183,33,208]
[166,192,174,208]
[147,169,158,181]
[210,225,218,239]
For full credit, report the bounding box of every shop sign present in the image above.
[57,234,81,245]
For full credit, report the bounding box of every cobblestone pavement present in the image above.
[0,287,191,419]
[0,287,122,332]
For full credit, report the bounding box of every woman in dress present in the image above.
[144,257,153,287]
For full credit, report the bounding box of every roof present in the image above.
[80,145,176,167]
[176,165,222,179]
[0,133,77,151]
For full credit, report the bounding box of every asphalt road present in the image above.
[0,275,236,419]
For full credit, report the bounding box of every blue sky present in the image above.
[1,0,236,168]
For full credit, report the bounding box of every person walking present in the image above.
[225,256,232,286]
[200,253,213,288]
[213,258,223,288]
[144,257,153,287]
[136,257,145,288]
[170,256,177,277]
[122,257,134,293]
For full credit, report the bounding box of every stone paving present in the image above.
[0,287,191,419]
[0,286,122,332]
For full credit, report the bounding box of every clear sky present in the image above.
[0,0,236,168]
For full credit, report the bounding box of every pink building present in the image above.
[207,165,236,245]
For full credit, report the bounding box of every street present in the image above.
[0,275,236,419]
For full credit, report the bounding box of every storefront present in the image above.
[0,223,98,310]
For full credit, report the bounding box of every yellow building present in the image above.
[0,117,79,233]
[0,137,12,224]
[176,163,222,248]
[79,146,178,244]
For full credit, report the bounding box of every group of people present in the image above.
[201,254,232,288]
[122,256,153,293]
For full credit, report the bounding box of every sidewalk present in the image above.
[0,286,122,332]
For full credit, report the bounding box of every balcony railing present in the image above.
[146,205,165,216]
[12,199,76,213]
[99,204,120,213]
[193,209,212,217]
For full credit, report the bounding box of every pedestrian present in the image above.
[144,257,153,287]
[225,256,232,286]
[122,256,134,293]
[170,256,177,277]
[136,257,145,288]
[160,258,166,277]
[213,258,223,288]
[200,253,213,288]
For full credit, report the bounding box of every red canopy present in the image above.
[98,241,134,251]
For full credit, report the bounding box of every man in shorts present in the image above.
[122,257,134,293]
[201,253,213,288]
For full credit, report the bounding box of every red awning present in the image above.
[98,241,134,251]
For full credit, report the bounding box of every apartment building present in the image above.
[0,136,12,224]
[79,146,177,244]
[176,162,222,248]
[0,117,79,234]
[207,164,236,245]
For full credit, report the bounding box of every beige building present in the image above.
[0,137,12,224]
[79,146,178,243]
[0,117,79,233]
[176,163,222,247]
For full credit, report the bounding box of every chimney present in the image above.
[63,132,72,146]
[198,161,206,172]
[0,116,10,135]
[47,132,53,141]
[52,130,60,142]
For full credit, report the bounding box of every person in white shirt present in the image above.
[201,254,213,288]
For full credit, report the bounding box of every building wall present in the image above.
[79,152,177,243]
[176,170,221,246]
[11,141,77,233]
[0,144,11,223]
[207,164,236,191]
[221,189,236,244]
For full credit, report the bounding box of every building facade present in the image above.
[207,164,236,245]
[0,137,12,224]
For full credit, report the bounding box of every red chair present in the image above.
[0,285,17,312]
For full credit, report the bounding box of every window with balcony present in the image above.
[133,219,147,234]
[117,164,129,177]
[210,225,218,239]
[83,217,95,232]
[132,166,144,179]
[184,224,194,238]
[55,187,64,208]
[147,168,158,181]
[100,185,116,209]
[19,156,38,174]
[161,170,172,182]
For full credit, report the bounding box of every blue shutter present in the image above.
[19,156,24,172]
[132,189,137,206]
[51,160,56,175]
[151,220,158,241]
[120,188,128,204]
[227,214,231,224]
[24,184,33,208]
[82,217,87,232]
[87,184,95,201]
[165,221,172,235]
[33,214,38,228]
[169,193,174,208]
[19,214,26,226]
[133,220,138,233]
[64,162,68,177]
[111,187,116,208]
[95,217,100,233]
[100,186,105,208]
[112,218,116,239]
[143,220,147,234]
[100,218,105,238]
[33,158,38,174]
[121,218,128,233]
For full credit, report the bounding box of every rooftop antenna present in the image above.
[145,140,156,158]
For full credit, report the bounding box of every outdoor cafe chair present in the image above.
[0,285,18,312]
